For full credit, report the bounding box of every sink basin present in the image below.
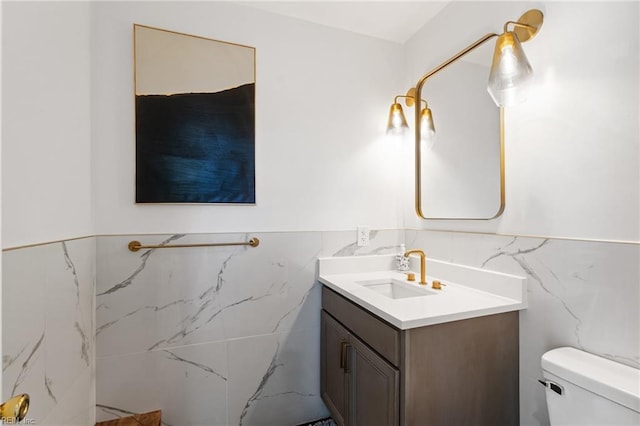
[356,278,436,299]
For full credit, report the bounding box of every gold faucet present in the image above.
[0,394,29,423]
[404,249,427,285]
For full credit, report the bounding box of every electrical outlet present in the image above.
[356,226,370,247]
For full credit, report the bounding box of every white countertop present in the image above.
[318,254,527,330]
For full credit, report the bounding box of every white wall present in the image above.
[91,1,405,236]
[2,2,93,248]
[0,0,4,399]
[3,2,638,242]
[12,1,634,245]
[403,1,640,243]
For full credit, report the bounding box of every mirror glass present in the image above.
[419,41,504,219]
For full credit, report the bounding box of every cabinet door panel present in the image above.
[321,311,350,426]
[350,335,399,426]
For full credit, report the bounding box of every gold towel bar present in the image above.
[128,238,260,252]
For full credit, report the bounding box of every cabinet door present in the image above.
[350,334,399,426]
[321,311,350,426]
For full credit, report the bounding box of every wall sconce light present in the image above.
[386,88,436,146]
[388,9,543,218]
[487,11,542,106]
[419,106,436,147]
[386,100,409,135]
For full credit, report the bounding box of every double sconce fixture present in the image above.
[387,87,436,143]
[386,9,544,139]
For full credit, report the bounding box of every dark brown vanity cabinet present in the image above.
[320,286,519,426]
[321,311,399,426]
[321,311,350,425]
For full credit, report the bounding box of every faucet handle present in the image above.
[432,280,446,290]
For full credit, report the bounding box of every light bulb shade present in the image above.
[386,103,409,135]
[487,31,533,107]
[420,107,436,147]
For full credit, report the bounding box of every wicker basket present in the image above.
[95,409,161,426]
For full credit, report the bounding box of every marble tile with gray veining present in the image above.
[96,232,329,425]
[4,243,53,421]
[3,244,47,390]
[96,341,228,426]
[7,228,637,426]
[320,229,404,257]
[403,229,455,262]
[97,233,242,356]
[44,239,95,405]
[227,328,328,426]
[3,238,96,425]
[96,232,324,356]
[41,366,96,426]
[461,234,640,366]
[218,232,323,340]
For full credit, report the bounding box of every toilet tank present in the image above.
[541,347,640,426]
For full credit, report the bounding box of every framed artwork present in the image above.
[134,24,256,204]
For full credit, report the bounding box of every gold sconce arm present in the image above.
[0,394,30,423]
[504,21,535,33]
[503,9,544,43]
[394,88,428,108]
[394,93,414,106]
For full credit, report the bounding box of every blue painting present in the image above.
[134,25,256,204]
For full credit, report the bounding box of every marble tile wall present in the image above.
[5,228,633,426]
[95,230,403,426]
[2,237,96,425]
[405,229,640,426]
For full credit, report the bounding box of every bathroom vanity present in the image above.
[318,254,526,426]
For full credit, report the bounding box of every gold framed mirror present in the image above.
[418,42,505,220]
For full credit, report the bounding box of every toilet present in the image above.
[540,347,640,425]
